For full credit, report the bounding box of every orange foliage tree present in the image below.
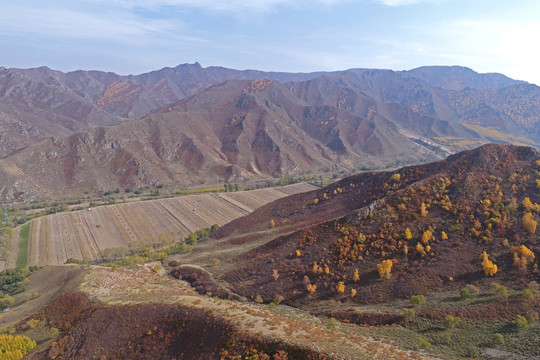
[511,245,536,272]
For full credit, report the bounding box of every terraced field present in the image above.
[24,183,316,266]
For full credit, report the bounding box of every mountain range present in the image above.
[0,63,539,201]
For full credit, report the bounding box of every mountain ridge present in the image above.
[0,62,534,159]
[1,64,539,201]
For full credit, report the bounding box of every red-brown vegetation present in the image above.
[213,144,539,305]
[25,292,330,360]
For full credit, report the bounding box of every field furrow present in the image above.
[152,201,191,238]
[69,212,92,261]
[109,206,137,244]
[160,198,207,232]
[28,219,40,266]
[21,184,316,265]
[275,182,317,195]
[216,193,255,213]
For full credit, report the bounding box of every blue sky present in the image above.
[1,0,539,85]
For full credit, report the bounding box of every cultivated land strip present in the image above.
[22,183,316,266]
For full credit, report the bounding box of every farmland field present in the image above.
[23,183,316,266]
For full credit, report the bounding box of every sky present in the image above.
[1,0,539,85]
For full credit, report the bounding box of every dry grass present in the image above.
[80,264,433,360]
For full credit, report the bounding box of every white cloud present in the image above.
[0,3,207,45]
[1,8,167,41]
[86,0,444,12]
[84,0,295,13]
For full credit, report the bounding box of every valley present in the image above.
[0,62,538,360]
[0,143,537,360]
[1,183,315,269]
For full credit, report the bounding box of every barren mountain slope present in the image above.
[0,63,342,158]
[1,63,538,161]
[0,78,455,201]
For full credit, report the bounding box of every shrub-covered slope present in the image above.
[216,144,539,305]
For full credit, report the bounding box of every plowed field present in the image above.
[24,183,316,266]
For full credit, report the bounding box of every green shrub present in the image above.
[0,294,15,310]
[514,315,529,329]
[443,315,461,329]
[272,295,284,305]
[403,308,416,318]
[468,345,480,357]
[410,295,426,305]
[525,311,538,323]
[434,332,451,344]
[465,284,480,295]
[418,337,432,349]
[493,283,509,300]
[492,333,504,344]
[460,287,472,300]
[522,288,534,299]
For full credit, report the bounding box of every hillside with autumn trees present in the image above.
[167,143,540,358]
[208,144,539,305]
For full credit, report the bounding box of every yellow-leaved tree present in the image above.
[421,229,434,244]
[404,228,413,240]
[420,203,428,217]
[377,259,393,279]
[522,212,537,235]
[0,334,36,360]
[353,268,360,282]
[523,197,533,210]
[511,244,535,272]
[481,251,498,276]
[324,264,330,274]
[416,242,425,256]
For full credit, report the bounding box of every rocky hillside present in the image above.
[1,63,538,161]
[0,63,340,158]
[0,77,463,201]
[1,64,539,201]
